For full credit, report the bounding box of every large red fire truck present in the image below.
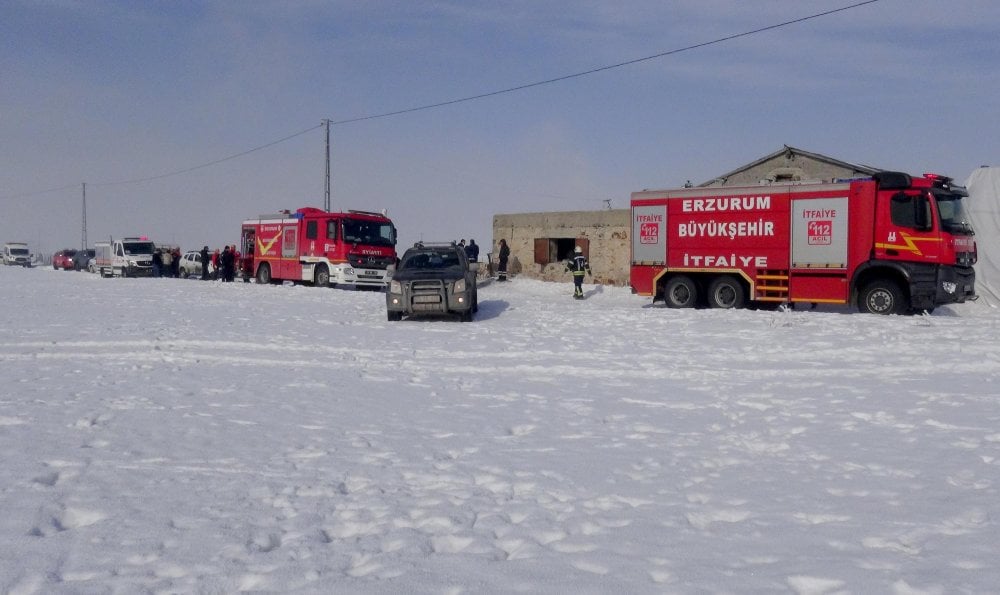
[240,207,397,288]
[630,171,977,314]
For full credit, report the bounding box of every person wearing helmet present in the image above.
[565,245,592,299]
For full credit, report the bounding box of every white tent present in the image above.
[965,167,1000,307]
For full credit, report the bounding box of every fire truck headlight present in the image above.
[389,280,402,294]
[453,279,466,294]
[942,281,957,294]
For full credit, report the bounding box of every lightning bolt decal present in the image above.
[874,231,941,256]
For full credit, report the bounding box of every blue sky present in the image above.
[2,0,997,255]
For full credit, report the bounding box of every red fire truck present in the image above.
[240,207,397,288]
[630,171,977,314]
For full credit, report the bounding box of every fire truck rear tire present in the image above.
[707,275,745,309]
[859,280,904,315]
[663,276,698,308]
[256,263,272,284]
[314,264,330,287]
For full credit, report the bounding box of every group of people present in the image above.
[199,245,240,282]
[457,239,480,262]
[151,247,182,278]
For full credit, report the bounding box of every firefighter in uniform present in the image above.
[565,245,591,299]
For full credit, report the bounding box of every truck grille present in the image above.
[408,280,446,312]
[349,253,395,269]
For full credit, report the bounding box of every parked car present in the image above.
[178,250,214,278]
[386,242,478,322]
[74,248,95,272]
[52,249,77,270]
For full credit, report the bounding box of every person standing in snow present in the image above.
[466,239,479,262]
[172,247,182,278]
[200,246,210,280]
[220,246,234,282]
[565,245,591,299]
[497,239,510,281]
[152,249,163,278]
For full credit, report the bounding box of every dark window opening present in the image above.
[533,237,589,265]
[306,220,318,240]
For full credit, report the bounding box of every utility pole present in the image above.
[81,182,88,249]
[323,119,331,212]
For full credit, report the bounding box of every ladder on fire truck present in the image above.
[755,269,789,302]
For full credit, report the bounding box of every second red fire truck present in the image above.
[240,207,397,289]
[631,171,977,314]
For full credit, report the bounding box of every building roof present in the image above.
[698,145,882,187]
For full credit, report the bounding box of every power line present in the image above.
[0,125,322,200]
[1,0,880,200]
[2,182,80,200]
[327,0,882,125]
[88,124,323,188]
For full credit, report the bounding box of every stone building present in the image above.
[491,146,882,286]
[491,209,631,286]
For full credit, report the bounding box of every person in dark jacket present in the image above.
[497,239,510,281]
[220,246,235,282]
[465,239,480,262]
[200,246,210,280]
[152,249,163,277]
[565,245,591,298]
[171,247,181,278]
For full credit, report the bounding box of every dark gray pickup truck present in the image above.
[386,242,479,321]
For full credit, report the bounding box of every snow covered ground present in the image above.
[2,261,999,594]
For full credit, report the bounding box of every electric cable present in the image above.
[1,0,881,200]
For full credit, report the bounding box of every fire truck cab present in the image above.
[240,207,397,289]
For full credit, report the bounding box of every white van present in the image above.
[94,237,156,277]
[2,242,32,267]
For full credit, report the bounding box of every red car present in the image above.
[52,249,77,270]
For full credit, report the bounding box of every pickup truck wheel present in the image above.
[256,263,271,284]
[859,280,904,315]
[387,311,403,321]
[663,276,698,308]
[460,310,473,322]
[707,275,745,309]
[314,264,330,287]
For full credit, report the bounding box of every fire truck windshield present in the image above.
[343,219,395,247]
[932,191,974,235]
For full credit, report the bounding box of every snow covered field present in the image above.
[1,264,999,594]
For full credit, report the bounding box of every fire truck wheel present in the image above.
[314,264,330,287]
[663,276,698,308]
[859,280,904,315]
[256,263,272,284]
[707,275,745,309]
